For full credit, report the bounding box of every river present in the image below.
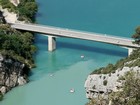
[1,0,140,105]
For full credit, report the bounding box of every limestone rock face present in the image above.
[0,86,6,95]
[84,66,140,99]
[9,0,20,7]
[0,54,29,95]
[18,76,27,85]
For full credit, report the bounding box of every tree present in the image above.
[86,95,109,105]
[110,71,140,105]
[18,2,37,18]
[0,24,36,68]
[132,26,140,45]
[103,80,108,86]
[0,92,3,101]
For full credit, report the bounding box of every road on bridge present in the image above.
[10,23,139,48]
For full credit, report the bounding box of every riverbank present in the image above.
[0,54,29,95]
[85,49,140,104]
[85,66,140,98]
[0,0,37,101]
[1,0,140,104]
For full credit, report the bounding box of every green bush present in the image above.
[111,71,140,105]
[0,93,3,101]
[103,80,108,86]
[0,24,36,68]
[91,49,140,75]
[0,0,38,22]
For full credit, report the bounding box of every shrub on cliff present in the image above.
[0,0,16,12]
[0,92,3,101]
[132,26,140,45]
[0,0,37,22]
[90,26,140,75]
[85,95,109,105]
[103,80,108,86]
[91,49,140,75]
[110,71,140,105]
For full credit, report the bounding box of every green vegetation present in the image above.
[87,26,140,105]
[0,0,38,68]
[0,1,38,66]
[86,26,140,105]
[132,26,140,45]
[0,92,3,101]
[86,71,140,105]
[0,0,37,22]
[91,26,140,75]
[0,0,38,101]
[91,49,140,74]
[0,0,16,12]
[103,80,108,86]
[17,0,38,22]
[86,95,109,105]
[110,71,140,105]
[0,24,36,67]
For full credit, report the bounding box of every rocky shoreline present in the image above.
[0,2,26,96]
[85,48,140,103]
[0,0,37,100]
[85,65,140,99]
[0,54,29,95]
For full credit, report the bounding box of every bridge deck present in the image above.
[10,23,140,48]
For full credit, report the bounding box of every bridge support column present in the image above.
[128,48,134,56]
[48,36,56,51]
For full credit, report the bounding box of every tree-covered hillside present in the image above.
[0,0,38,101]
[0,0,38,67]
[0,24,36,67]
[0,0,37,22]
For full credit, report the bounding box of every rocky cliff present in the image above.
[85,66,140,99]
[0,0,37,101]
[85,49,140,104]
[0,54,29,95]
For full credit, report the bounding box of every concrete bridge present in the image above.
[10,23,140,55]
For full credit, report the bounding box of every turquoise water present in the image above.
[1,0,140,105]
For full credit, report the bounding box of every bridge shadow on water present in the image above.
[31,36,128,79]
[35,35,127,57]
[57,41,128,57]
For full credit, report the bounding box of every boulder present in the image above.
[18,76,27,85]
[0,86,6,95]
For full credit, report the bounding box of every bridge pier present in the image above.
[121,47,135,56]
[128,48,134,56]
[48,36,56,51]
